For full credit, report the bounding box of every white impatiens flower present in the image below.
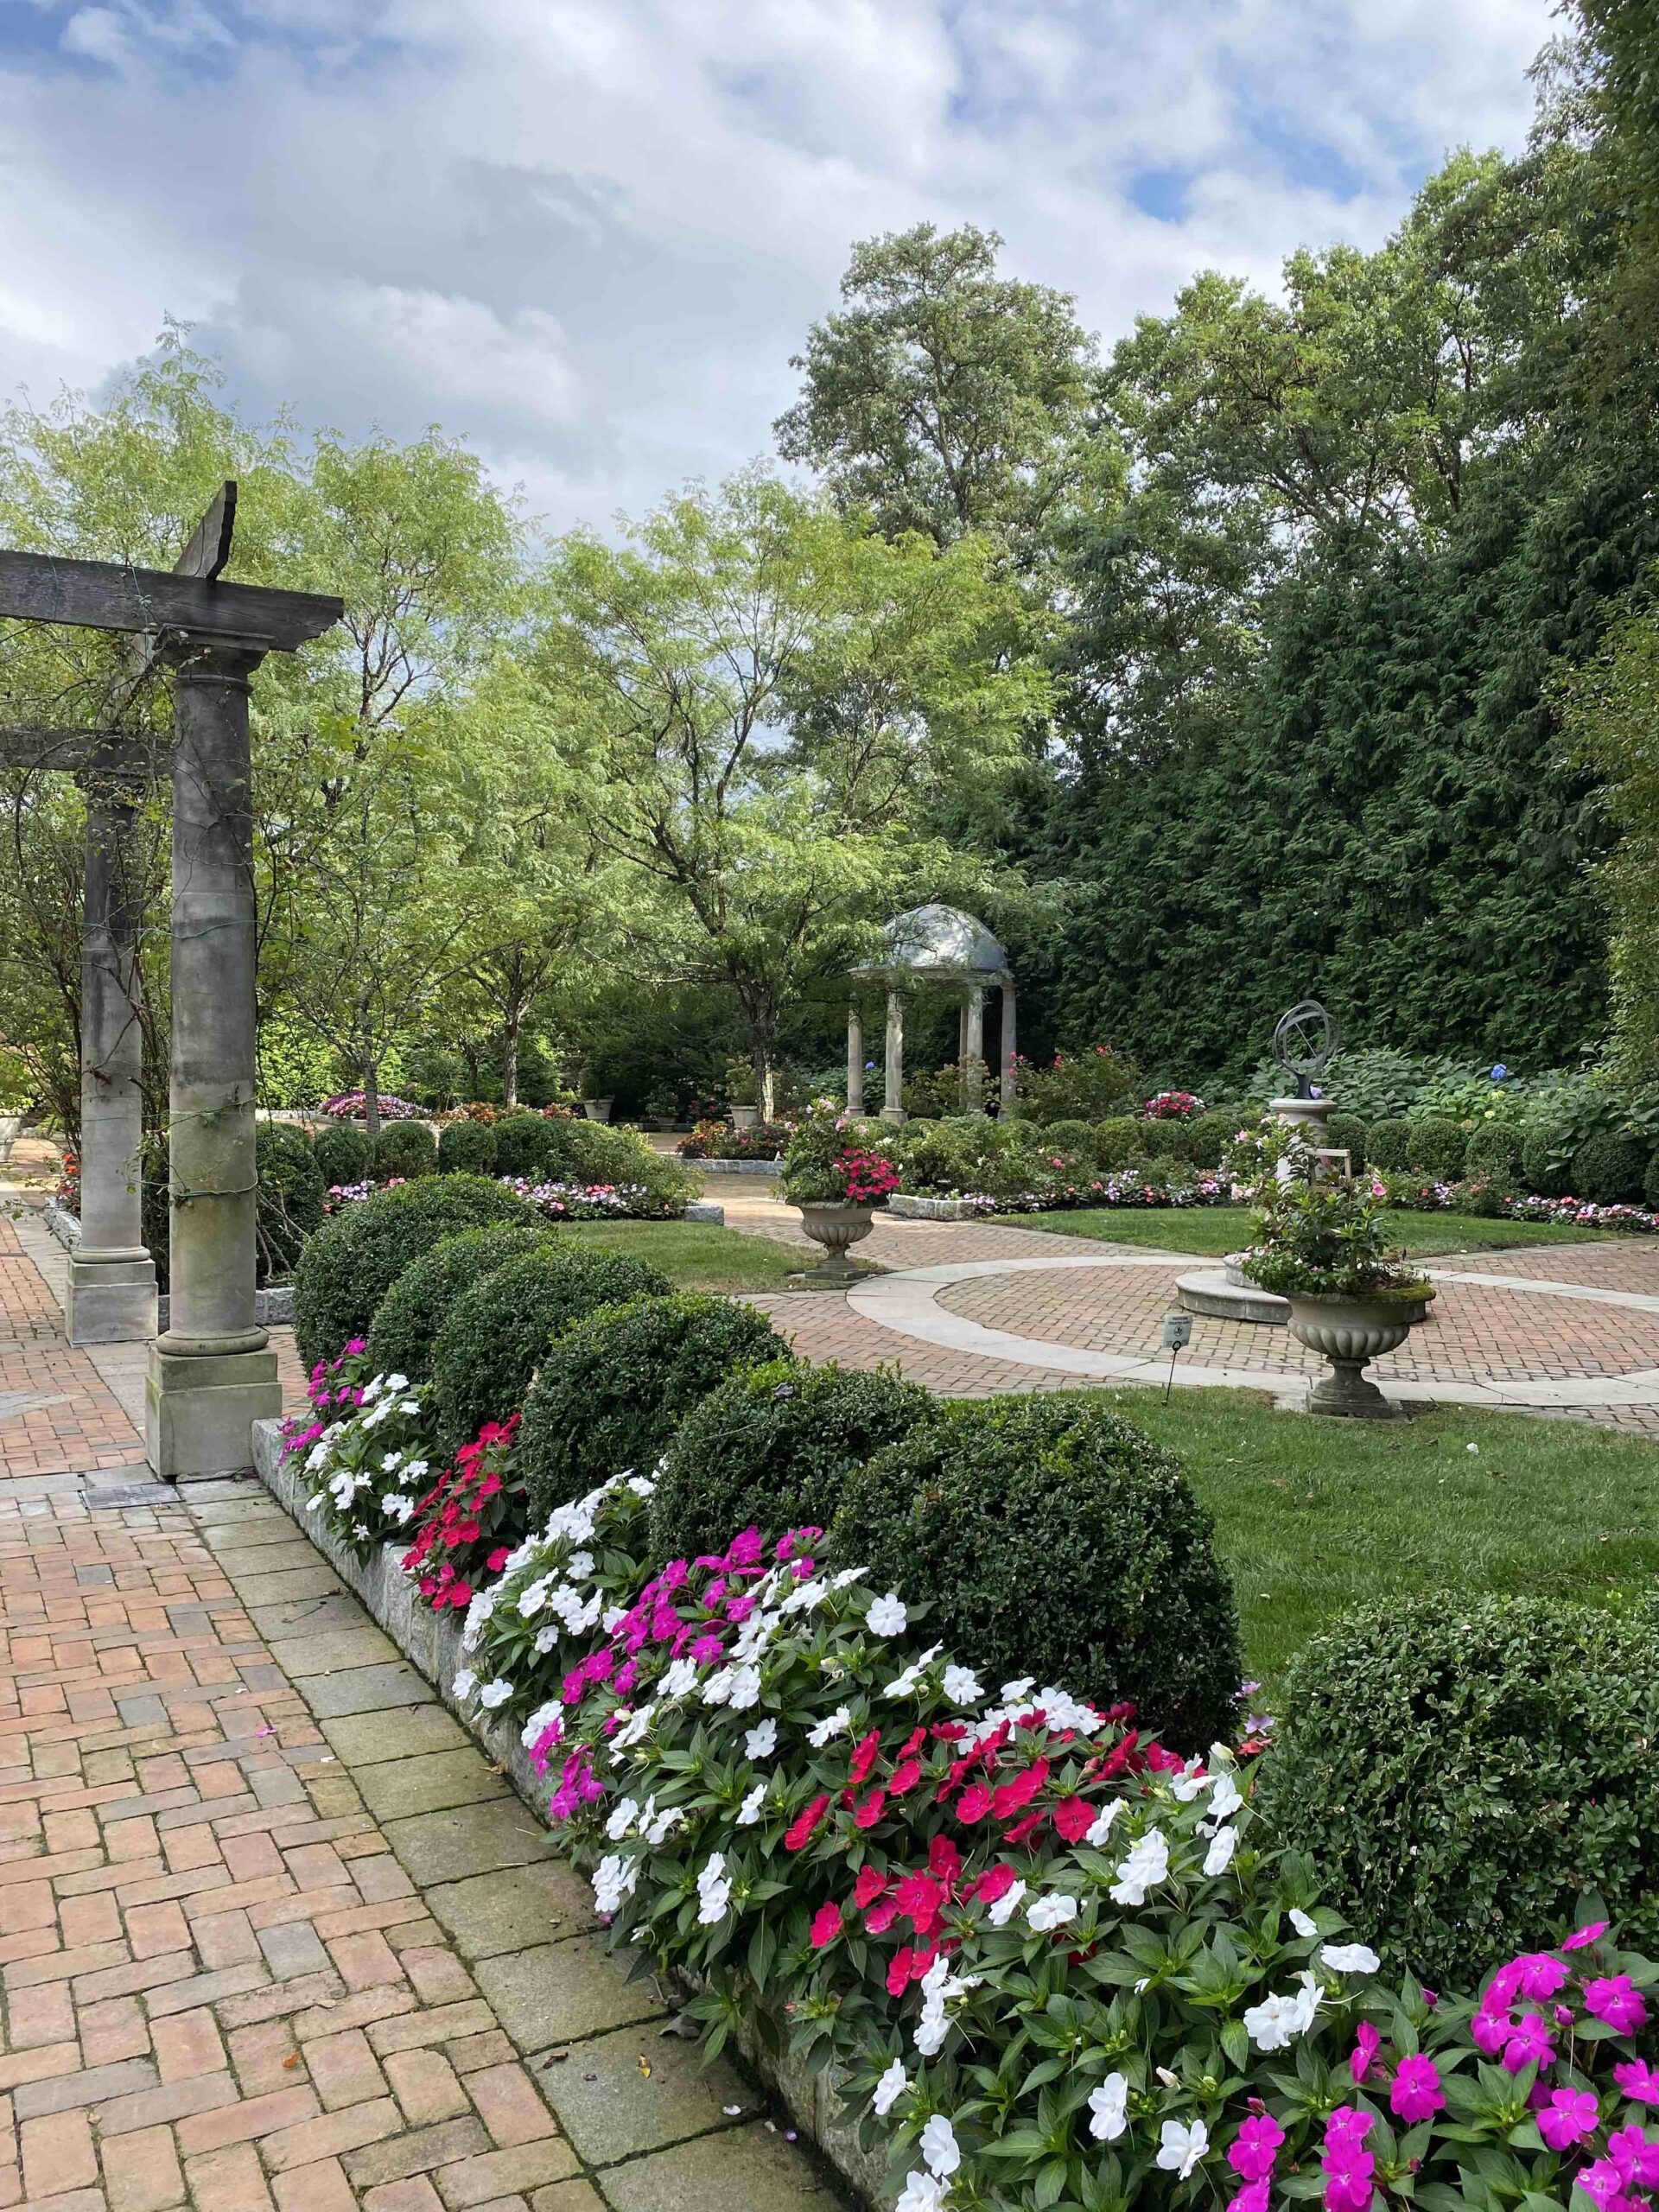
[885,1644,942,1697]
[1001,1675,1037,1701]
[893,2174,947,2212]
[660,1660,698,1699]
[1321,1942,1381,1975]
[1289,1908,1319,1940]
[602,1605,629,1635]
[831,1567,867,1590]
[592,1854,638,1916]
[1027,1892,1078,1934]
[986,1878,1027,1928]
[1244,1971,1322,2051]
[700,1667,737,1707]
[919,2115,959,2178]
[605,1796,639,1842]
[696,1853,733,1926]
[381,1493,415,1525]
[735,1784,766,1827]
[450,1669,479,1700]
[941,1664,982,1707]
[744,1719,778,1760]
[872,2058,909,2118]
[780,1576,827,1617]
[521,1699,563,1748]
[477,1680,512,1710]
[1203,1826,1239,1878]
[516,1579,550,1619]
[1205,1770,1244,1823]
[643,1804,684,1848]
[1085,1800,1124,1847]
[1169,1758,1211,1802]
[567,1549,594,1580]
[1157,2118,1210,2179]
[726,1664,761,1712]
[613,1703,655,1749]
[1110,1826,1170,1907]
[865,1592,908,1637]
[807,1707,851,1749]
[1088,2073,1129,2142]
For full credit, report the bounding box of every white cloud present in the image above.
[0,0,1557,535]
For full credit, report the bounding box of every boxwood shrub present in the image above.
[429,1245,671,1458]
[374,1121,436,1182]
[1136,1117,1193,1161]
[1256,1593,1659,1985]
[437,1119,498,1176]
[292,1175,543,1371]
[313,1122,371,1189]
[1323,1112,1367,1171]
[520,1293,788,1518]
[1407,1115,1467,1179]
[830,1394,1242,1751]
[1185,1108,1237,1169]
[254,1123,327,1282]
[1570,1128,1648,1203]
[1091,1115,1141,1170]
[1645,1150,1659,1211]
[1463,1123,1522,1182]
[364,1224,555,1382]
[1522,1127,1573,1197]
[1363,1116,1412,1170]
[493,1112,558,1181]
[650,1359,930,1567]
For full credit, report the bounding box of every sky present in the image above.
[0,0,1559,538]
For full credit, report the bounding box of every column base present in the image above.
[146,1344,281,1482]
[66,1253,158,1346]
[880,1106,907,1124]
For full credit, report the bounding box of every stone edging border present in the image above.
[248,1417,888,2210]
[41,1198,296,1327]
[687,1156,783,1176]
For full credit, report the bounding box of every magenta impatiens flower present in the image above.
[1536,2087,1599,2151]
[1585,1975,1649,2036]
[1471,2006,1510,2056]
[1562,1921,1609,1951]
[1502,2012,1557,2074]
[1389,2053,1446,2123]
[1320,2106,1376,2212]
[1615,2059,1659,2106]
[1607,2124,1659,2190]
[1350,2022,1380,2085]
[1505,1951,1568,2002]
[1227,2113,1285,2183]
[1227,2183,1269,2212]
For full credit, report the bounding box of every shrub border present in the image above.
[248,1417,886,2209]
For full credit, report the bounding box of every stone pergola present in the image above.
[849,902,1015,1122]
[0,486,342,1478]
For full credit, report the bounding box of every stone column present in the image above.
[147,641,279,1479]
[964,986,986,1113]
[880,988,906,1124]
[67,764,158,1344]
[846,1004,864,1116]
[1000,981,1018,1109]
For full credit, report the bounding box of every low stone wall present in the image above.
[686,1155,783,1176]
[250,1419,889,2209]
[41,1202,294,1329]
[887,1193,983,1221]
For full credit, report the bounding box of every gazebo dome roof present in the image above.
[857,902,1011,984]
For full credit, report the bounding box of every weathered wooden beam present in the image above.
[0,550,341,652]
[174,482,237,583]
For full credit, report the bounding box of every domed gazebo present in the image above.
[849,902,1016,1122]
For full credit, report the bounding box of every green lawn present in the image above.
[994,1205,1618,1257]
[1071,1386,1659,1694]
[559,1218,799,1293]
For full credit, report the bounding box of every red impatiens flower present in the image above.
[784,1794,830,1853]
[1052,1796,1095,1843]
[990,1758,1048,1821]
[848,1729,882,1785]
[853,1866,888,1909]
[809,1901,842,1949]
[853,1788,887,1830]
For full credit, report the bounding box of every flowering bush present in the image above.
[465,1518,1659,2212]
[677,1119,794,1160]
[321,1090,423,1120]
[282,1349,438,1557]
[1241,1175,1433,1304]
[1014,1045,1141,1124]
[1142,1088,1205,1120]
[780,1104,900,1205]
[401,1414,526,1611]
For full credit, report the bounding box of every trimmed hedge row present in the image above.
[1317,1110,1659,1202]
[363,1225,556,1382]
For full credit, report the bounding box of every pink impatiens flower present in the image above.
[1350,2022,1380,2084]
[1501,2012,1557,2074]
[1536,2088,1599,2151]
[1563,1921,1609,1951]
[1227,2113,1285,2183]
[1585,1975,1649,2036]
[1389,2053,1445,2123]
[1614,2059,1659,2106]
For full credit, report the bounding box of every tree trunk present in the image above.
[502,1010,520,1111]
[363,1058,382,1143]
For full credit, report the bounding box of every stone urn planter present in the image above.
[0,1114,22,1166]
[791,1200,879,1287]
[581,1097,613,1122]
[1285,1289,1431,1417]
[729,1104,760,1130]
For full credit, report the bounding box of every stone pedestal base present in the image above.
[146,1344,280,1481]
[66,1252,157,1345]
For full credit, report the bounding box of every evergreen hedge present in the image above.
[254,1123,327,1283]
[1323,1113,1368,1170]
[1522,1128,1574,1197]
[363,1224,555,1382]
[493,1113,557,1181]
[437,1119,498,1176]
[1407,1116,1467,1179]
[374,1122,436,1181]
[1570,1129,1649,1203]
[831,1395,1242,1752]
[520,1293,788,1519]
[1257,1593,1659,1984]
[1091,1115,1142,1170]
[1364,1118,1413,1170]
[313,1122,371,1189]
[1463,1123,1522,1181]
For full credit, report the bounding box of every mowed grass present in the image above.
[1070,1386,1659,1694]
[557,1218,800,1293]
[995,1205,1618,1257]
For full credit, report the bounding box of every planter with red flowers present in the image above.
[779,1105,901,1287]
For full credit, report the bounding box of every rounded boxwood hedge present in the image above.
[364,1224,556,1382]
[1363,1117,1412,1170]
[831,1395,1242,1751]
[429,1244,671,1458]
[1406,1115,1467,1179]
[1185,1109,1238,1169]
[1463,1123,1522,1182]
[650,1358,931,1567]
[1136,1117,1194,1161]
[292,1175,543,1372]
[1570,1128,1649,1204]
[1255,1593,1659,1986]
[520,1293,789,1519]
[1323,1113,1367,1171]
[1091,1116,1141,1171]
[1645,1150,1659,1211]
[254,1123,327,1283]
[313,1122,371,1189]
[493,1112,558,1181]
[1522,1128,1573,1198]
[374,1121,436,1182]
[437,1119,498,1176]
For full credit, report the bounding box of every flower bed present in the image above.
[264,1405,1659,2212]
[678,1118,796,1160]
[320,1172,690,1222]
[1384,1176,1659,1236]
[321,1090,423,1120]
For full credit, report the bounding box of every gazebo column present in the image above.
[146,640,279,1480]
[67,766,157,1344]
[1000,981,1018,1110]
[964,986,986,1113]
[846,1004,864,1116]
[880,988,906,1124]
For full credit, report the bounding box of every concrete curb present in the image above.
[250,1418,890,2209]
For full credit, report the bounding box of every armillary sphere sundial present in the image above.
[1273,1000,1338,1100]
